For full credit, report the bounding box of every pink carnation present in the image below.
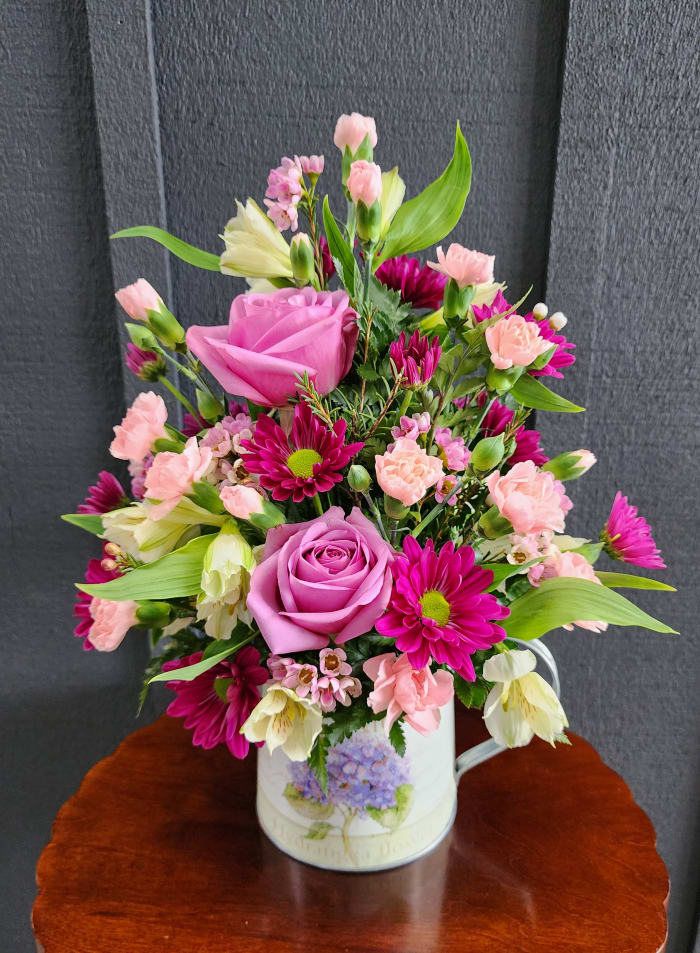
[528,551,608,633]
[364,653,454,735]
[486,460,572,535]
[485,315,552,370]
[88,597,138,652]
[333,113,377,153]
[220,484,265,519]
[375,438,443,506]
[109,391,168,463]
[115,278,162,321]
[427,243,494,288]
[347,160,382,206]
[144,436,213,519]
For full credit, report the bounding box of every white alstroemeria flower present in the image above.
[483,649,568,748]
[220,198,293,279]
[241,684,323,761]
[102,498,226,563]
[196,523,256,638]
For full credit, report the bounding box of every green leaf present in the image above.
[357,362,381,381]
[308,734,329,796]
[366,784,414,831]
[306,821,334,840]
[503,577,677,640]
[568,542,604,564]
[111,226,221,271]
[187,481,226,515]
[483,561,537,591]
[453,673,491,709]
[324,701,382,747]
[77,533,213,601]
[147,631,255,684]
[283,784,334,820]
[595,571,676,592]
[388,720,406,758]
[61,513,105,535]
[376,123,472,264]
[510,374,584,413]
[322,196,359,298]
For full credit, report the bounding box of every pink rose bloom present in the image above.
[391,412,431,441]
[363,653,454,735]
[144,436,213,519]
[486,460,573,535]
[109,392,167,463]
[528,551,608,633]
[186,287,359,408]
[333,112,378,153]
[297,154,324,175]
[220,484,265,520]
[427,243,495,288]
[485,315,552,370]
[347,160,382,206]
[88,597,138,652]
[247,506,394,654]
[115,278,162,321]
[375,438,443,506]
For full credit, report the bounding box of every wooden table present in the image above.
[33,711,669,953]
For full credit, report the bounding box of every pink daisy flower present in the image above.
[163,646,268,759]
[240,402,363,503]
[73,547,122,650]
[376,537,509,681]
[375,255,447,311]
[77,471,129,514]
[389,330,442,388]
[601,492,666,569]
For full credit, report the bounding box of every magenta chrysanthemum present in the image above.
[375,537,509,680]
[73,548,122,650]
[473,291,575,379]
[601,491,666,569]
[77,471,129,514]
[480,395,548,467]
[163,646,268,758]
[124,343,166,382]
[240,402,364,503]
[389,330,442,388]
[376,255,447,310]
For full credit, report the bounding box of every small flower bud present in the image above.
[146,304,186,349]
[485,364,524,394]
[355,200,382,244]
[135,601,173,628]
[196,388,223,422]
[290,233,316,286]
[101,558,119,572]
[115,279,162,321]
[549,311,567,331]
[470,435,505,473]
[543,449,596,481]
[443,278,474,321]
[348,464,371,493]
[532,302,548,320]
[125,322,159,350]
[478,504,512,539]
[104,542,122,557]
[383,493,409,520]
[125,343,166,382]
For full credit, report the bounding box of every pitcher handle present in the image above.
[454,638,560,782]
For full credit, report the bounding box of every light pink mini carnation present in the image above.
[347,160,382,206]
[144,436,213,519]
[427,243,494,288]
[528,551,608,633]
[391,413,431,441]
[333,113,377,153]
[115,279,162,321]
[88,597,138,652]
[363,652,454,735]
[486,460,572,535]
[485,315,552,370]
[109,392,168,463]
[375,438,443,506]
[220,484,264,519]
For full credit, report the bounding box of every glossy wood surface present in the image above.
[33,712,668,953]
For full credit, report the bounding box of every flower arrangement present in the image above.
[65,111,675,796]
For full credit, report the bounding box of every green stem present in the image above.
[411,478,464,538]
[346,199,356,251]
[470,394,496,444]
[312,493,324,517]
[160,376,199,420]
[362,248,373,313]
[396,388,412,421]
[361,491,390,543]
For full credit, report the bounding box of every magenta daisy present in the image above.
[77,471,130,514]
[163,646,268,759]
[240,401,363,503]
[73,548,122,650]
[124,343,166,382]
[480,395,548,467]
[376,255,447,310]
[389,330,442,388]
[375,537,509,680]
[601,492,666,569]
[473,291,575,379]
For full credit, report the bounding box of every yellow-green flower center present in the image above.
[419,589,451,626]
[286,448,323,479]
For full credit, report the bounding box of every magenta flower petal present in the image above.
[602,492,666,569]
[389,330,442,388]
[77,471,130,514]
[73,547,123,650]
[376,254,447,311]
[479,395,548,466]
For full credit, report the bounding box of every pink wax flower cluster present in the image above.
[486,461,572,535]
[265,156,303,232]
[602,492,666,569]
[269,648,362,713]
[485,314,552,370]
[144,436,212,519]
[428,243,494,288]
[375,438,443,506]
[110,391,167,463]
[389,330,441,388]
[434,427,470,471]
[390,412,431,441]
[364,653,454,735]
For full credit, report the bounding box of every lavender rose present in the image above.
[247,506,394,654]
[186,287,359,408]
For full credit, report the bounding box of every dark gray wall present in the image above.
[1,1,698,951]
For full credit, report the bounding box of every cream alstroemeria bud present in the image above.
[220,198,293,280]
[549,311,568,331]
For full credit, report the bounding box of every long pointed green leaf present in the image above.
[503,577,677,639]
[322,196,359,298]
[76,533,213,601]
[375,123,471,265]
[484,561,537,591]
[510,374,584,413]
[148,632,255,684]
[595,571,676,592]
[62,513,104,535]
[111,226,221,271]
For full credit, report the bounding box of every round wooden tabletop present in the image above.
[33,711,668,953]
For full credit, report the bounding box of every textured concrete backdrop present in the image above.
[1,1,698,951]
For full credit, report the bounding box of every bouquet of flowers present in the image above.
[66,111,675,788]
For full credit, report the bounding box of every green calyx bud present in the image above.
[153,437,186,453]
[290,233,316,287]
[485,364,524,394]
[125,322,159,350]
[478,504,512,539]
[146,304,186,349]
[249,500,286,531]
[135,601,173,628]
[443,279,475,321]
[356,199,382,244]
[470,434,505,473]
[542,450,596,481]
[348,464,371,493]
[196,388,223,422]
[383,493,408,520]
